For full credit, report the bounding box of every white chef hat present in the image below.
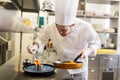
[55,0,79,26]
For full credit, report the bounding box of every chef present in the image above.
[27,0,101,80]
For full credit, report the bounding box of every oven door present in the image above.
[99,68,117,80]
[99,55,118,80]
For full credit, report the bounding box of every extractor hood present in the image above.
[11,0,40,12]
[0,2,18,10]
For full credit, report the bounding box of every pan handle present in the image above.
[74,53,82,62]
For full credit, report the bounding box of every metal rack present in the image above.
[10,0,40,71]
[0,0,40,71]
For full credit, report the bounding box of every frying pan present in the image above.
[53,54,83,69]
[23,64,56,76]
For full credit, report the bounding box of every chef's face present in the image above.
[56,23,74,37]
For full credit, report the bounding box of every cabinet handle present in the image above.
[103,57,113,60]
[89,58,95,60]
[90,69,95,72]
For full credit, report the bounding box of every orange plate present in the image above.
[53,61,83,69]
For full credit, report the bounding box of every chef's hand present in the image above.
[79,48,93,59]
[27,42,39,54]
[79,50,86,59]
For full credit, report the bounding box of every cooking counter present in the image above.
[0,56,55,80]
[0,55,72,80]
[97,49,117,54]
[0,51,119,80]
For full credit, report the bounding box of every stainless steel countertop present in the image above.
[0,54,72,80]
[1,51,118,80]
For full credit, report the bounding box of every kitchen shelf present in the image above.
[76,14,85,17]
[97,31,117,34]
[87,0,119,4]
[49,12,118,19]
[81,0,120,54]
[85,15,118,19]
[77,14,119,19]
[49,12,85,18]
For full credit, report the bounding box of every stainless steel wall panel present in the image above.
[99,55,118,68]
[118,55,120,67]
[0,45,2,65]
[118,55,120,80]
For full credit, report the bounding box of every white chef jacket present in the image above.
[35,18,101,74]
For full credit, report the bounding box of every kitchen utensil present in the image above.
[74,53,82,62]
[53,61,83,69]
[23,59,31,67]
[53,54,83,69]
[23,64,55,76]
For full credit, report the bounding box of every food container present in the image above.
[107,43,115,48]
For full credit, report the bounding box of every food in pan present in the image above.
[34,59,41,67]
[53,61,83,69]
[63,61,76,64]
[34,59,42,70]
